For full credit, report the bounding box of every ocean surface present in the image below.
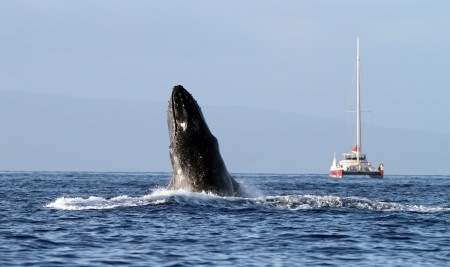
[1,172,449,266]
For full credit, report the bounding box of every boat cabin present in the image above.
[343,153,366,161]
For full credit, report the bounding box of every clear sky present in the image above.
[0,1,449,173]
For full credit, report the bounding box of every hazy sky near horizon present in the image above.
[1,1,449,134]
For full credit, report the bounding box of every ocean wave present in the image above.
[45,190,449,213]
[257,195,450,213]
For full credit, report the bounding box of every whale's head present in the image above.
[168,85,211,140]
[167,85,235,195]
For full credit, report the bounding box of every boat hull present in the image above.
[329,169,344,178]
[329,169,383,179]
[343,170,383,178]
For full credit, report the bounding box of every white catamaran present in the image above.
[329,37,384,179]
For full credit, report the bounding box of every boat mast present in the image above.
[356,37,361,166]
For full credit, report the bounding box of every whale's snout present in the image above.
[168,85,209,136]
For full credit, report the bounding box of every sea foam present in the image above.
[45,189,448,213]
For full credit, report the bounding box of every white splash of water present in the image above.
[45,195,153,210]
[45,189,448,213]
[45,188,223,211]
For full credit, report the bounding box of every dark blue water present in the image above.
[1,172,449,266]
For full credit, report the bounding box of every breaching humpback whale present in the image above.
[167,85,241,196]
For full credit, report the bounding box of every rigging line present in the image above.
[345,77,355,147]
[360,62,383,162]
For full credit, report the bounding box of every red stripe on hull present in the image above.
[329,169,343,178]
